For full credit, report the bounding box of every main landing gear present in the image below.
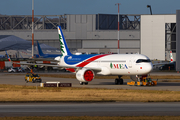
[80,82,88,85]
[115,75,123,85]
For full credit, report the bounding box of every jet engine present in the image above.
[76,68,95,82]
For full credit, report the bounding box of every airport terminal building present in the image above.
[0,12,180,70]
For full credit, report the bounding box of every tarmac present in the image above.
[0,71,180,91]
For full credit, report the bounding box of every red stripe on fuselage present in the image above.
[76,54,109,67]
[66,68,75,73]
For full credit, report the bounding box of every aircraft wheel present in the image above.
[120,79,123,85]
[84,82,88,85]
[115,78,119,85]
[32,78,35,83]
[80,82,83,85]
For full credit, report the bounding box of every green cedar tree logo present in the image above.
[110,63,113,69]
[59,34,65,53]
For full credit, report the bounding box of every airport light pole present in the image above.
[147,5,152,15]
[115,3,120,54]
[32,0,34,58]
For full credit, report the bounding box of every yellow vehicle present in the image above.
[25,73,42,83]
[127,81,136,86]
[127,77,157,86]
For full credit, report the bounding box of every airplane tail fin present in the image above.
[170,51,174,62]
[57,26,72,56]
[5,51,12,62]
[37,41,44,57]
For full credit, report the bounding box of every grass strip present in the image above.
[0,84,180,102]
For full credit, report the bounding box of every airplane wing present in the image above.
[16,62,102,72]
[152,61,172,66]
[28,58,59,62]
[152,51,174,66]
[6,51,60,65]
[83,67,102,72]
[16,62,60,67]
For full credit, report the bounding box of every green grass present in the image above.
[0,84,180,102]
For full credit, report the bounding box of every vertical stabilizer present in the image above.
[37,41,44,57]
[170,51,174,62]
[58,26,72,56]
[5,51,11,62]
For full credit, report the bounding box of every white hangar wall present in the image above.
[141,15,176,60]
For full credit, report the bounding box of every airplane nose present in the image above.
[147,63,153,73]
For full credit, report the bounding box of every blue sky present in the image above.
[0,0,179,15]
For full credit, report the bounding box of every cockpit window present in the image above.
[136,59,151,63]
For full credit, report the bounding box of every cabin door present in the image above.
[128,58,133,69]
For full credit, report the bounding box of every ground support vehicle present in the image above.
[25,73,42,83]
[8,67,18,73]
[127,76,157,86]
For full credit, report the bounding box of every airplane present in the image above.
[53,26,153,85]
[157,51,176,70]
[36,41,61,58]
[26,41,62,62]
[152,50,174,69]
[170,50,174,62]
[7,26,153,85]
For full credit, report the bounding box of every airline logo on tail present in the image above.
[5,51,11,62]
[59,34,64,54]
[170,51,173,62]
[58,26,72,56]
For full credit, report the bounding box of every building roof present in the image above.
[0,35,32,51]
[0,35,58,51]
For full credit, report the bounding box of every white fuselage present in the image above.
[58,54,153,76]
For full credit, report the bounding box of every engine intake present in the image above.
[76,68,94,82]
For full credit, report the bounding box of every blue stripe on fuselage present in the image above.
[64,54,98,65]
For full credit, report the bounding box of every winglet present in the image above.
[5,51,11,62]
[170,51,173,62]
[57,26,72,56]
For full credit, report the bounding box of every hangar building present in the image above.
[0,13,178,64]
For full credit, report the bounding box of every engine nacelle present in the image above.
[76,68,95,82]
